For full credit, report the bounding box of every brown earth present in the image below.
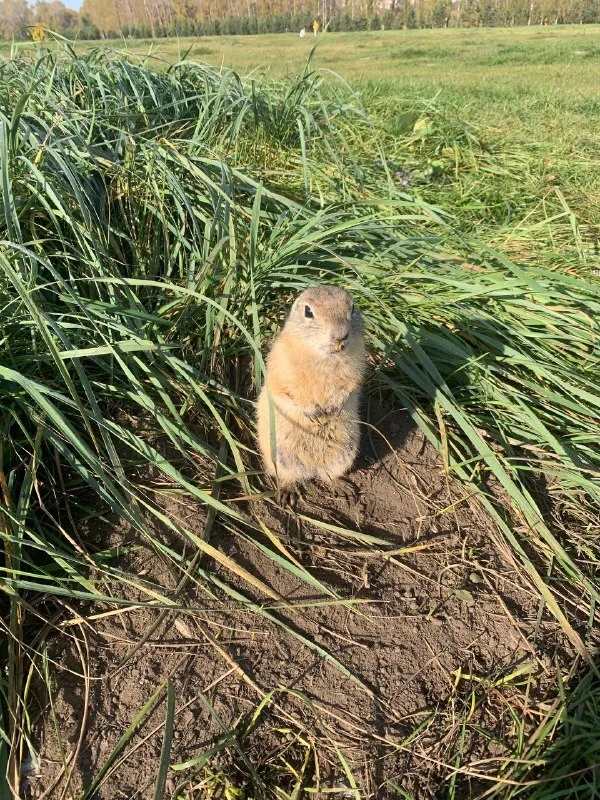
[27,399,570,800]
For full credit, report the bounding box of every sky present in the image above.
[57,0,83,8]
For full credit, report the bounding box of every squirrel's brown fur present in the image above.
[256,285,366,503]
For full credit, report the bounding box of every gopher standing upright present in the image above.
[257,285,366,505]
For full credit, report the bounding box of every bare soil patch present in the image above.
[29,400,569,800]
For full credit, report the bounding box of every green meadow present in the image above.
[0,25,599,800]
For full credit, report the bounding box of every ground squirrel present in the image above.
[256,285,366,506]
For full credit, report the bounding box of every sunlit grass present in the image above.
[0,40,598,799]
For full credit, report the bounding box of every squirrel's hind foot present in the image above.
[277,485,302,510]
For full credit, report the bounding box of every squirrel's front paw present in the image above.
[305,404,339,424]
[305,405,325,421]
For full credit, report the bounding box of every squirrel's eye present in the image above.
[304,305,314,319]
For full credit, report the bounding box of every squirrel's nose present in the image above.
[332,331,349,344]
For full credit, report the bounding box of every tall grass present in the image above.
[0,45,599,797]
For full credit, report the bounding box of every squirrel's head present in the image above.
[285,285,363,355]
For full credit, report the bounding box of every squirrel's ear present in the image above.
[290,296,304,316]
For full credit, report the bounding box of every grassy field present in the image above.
[7,26,600,245]
[1,26,599,800]
[6,25,600,84]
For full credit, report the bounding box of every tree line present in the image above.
[1,0,599,41]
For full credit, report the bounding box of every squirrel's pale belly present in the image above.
[255,284,366,495]
[256,387,360,484]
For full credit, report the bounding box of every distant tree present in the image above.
[567,0,599,22]
[460,0,481,25]
[2,0,600,42]
[478,0,499,24]
[403,0,416,27]
[33,1,77,33]
[429,0,451,26]
[81,0,120,36]
[0,0,30,38]
[505,0,531,24]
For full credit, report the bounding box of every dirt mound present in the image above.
[29,401,567,799]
